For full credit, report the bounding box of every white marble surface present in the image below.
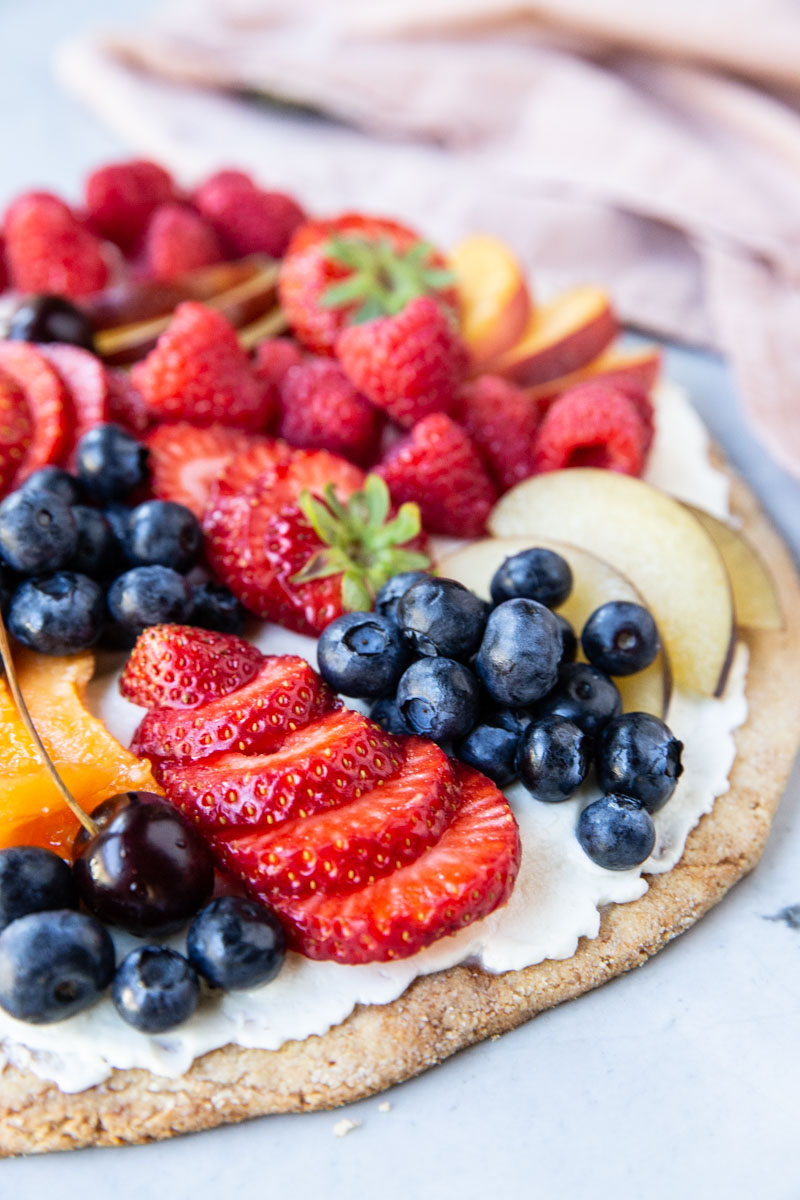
[1,2,800,1196]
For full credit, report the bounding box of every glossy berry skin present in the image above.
[576,794,656,870]
[107,565,192,633]
[112,946,199,1033]
[536,662,622,737]
[0,489,77,574]
[457,723,519,787]
[396,657,480,744]
[70,506,122,580]
[373,570,430,625]
[104,503,130,548]
[317,611,408,699]
[581,601,660,676]
[8,294,96,351]
[20,465,84,507]
[189,581,246,635]
[75,423,149,501]
[0,847,78,934]
[8,571,105,654]
[490,547,573,609]
[597,713,684,813]
[516,715,592,803]
[369,696,410,736]
[123,500,202,573]
[187,896,286,991]
[475,599,562,707]
[73,791,215,937]
[485,705,533,738]
[396,577,488,660]
[555,613,578,664]
[0,909,115,1024]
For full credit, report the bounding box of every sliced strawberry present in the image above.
[131,654,337,761]
[158,708,403,833]
[0,369,32,497]
[147,423,256,519]
[219,739,459,900]
[0,342,72,484]
[218,441,362,500]
[120,625,264,711]
[105,368,152,436]
[270,764,521,964]
[37,344,111,465]
[202,481,259,584]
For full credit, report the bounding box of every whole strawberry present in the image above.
[377,412,497,538]
[120,625,264,710]
[131,302,274,430]
[4,193,109,299]
[278,359,382,465]
[336,296,467,428]
[453,374,543,492]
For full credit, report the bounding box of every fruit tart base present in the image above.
[1,463,798,1157]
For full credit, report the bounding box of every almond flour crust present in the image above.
[2,467,799,1157]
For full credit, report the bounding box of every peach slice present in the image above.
[525,344,661,403]
[437,536,671,718]
[490,286,618,386]
[450,234,532,366]
[685,505,783,631]
[488,469,735,697]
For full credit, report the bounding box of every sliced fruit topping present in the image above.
[147,422,254,519]
[491,285,617,385]
[0,342,72,484]
[221,738,458,900]
[120,624,265,710]
[158,708,403,833]
[685,504,784,632]
[524,344,661,404]
[449,233,532,366]
[37,344,112,463]
[105,368,151,435]
[271,764,520,964]
[0,369,32,497]
[131,653,337,762]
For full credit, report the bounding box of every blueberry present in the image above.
[187,896,286,991]
[0,909,115,1023]
[8,572,105,654]
[576,794,656,870]
[396,577,488,660]
[20,465,84,507]
[484,705,533,737]
[124,500,202,573]
[111,946,199,1033]
[396,657,480,744]
[373,570,430,625]
[457,723,519,787]
[581,601,660,676]
[516,715,592,803]
[318,611,409,699]
[69,506,123,580]
[536,662,622,736]
[107,565,191,633]
[8,294,95,350]
[474,598,562,707]
[190,582,246,635]
[369,696,410,736]
[75,424,149,501]
[0,489,77,574]
[104,503,130,548]
[597,713,684,813]
[0,847,78,934]
[555,613,577,664]
[490,548,573,609]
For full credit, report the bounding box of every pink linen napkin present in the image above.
[56,0,800,477]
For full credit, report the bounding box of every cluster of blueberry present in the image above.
[0,793,285,1031]
[317,548,683,871]
[0,425,245,656]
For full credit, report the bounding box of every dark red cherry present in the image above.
[73,791,215,937]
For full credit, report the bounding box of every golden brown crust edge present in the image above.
[2,468,799,1157]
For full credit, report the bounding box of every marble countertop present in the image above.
[1,2,799,1196]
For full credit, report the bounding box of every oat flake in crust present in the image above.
[1,465,798,1157]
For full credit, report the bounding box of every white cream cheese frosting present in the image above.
[0,380,746,1093]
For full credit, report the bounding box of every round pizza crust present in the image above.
[2,466,799,1157]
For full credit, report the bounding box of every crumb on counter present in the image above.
[333,1117,361,1137]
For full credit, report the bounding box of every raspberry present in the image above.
[453,374,543,492]
[278,359,382,465]
[105,369,152,436]
[336,296,467,428]
[377,412,497,538]
[131,302,274,431]
[532,382,651,476]
[142,203,223,281]
[195,172,306,259]
[85,160,178,250]
[4,193,108,299]
[252,338,304,390]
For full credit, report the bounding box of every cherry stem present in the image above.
[0,613,98,837]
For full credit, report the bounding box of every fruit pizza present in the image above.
[0,159,797,1156]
